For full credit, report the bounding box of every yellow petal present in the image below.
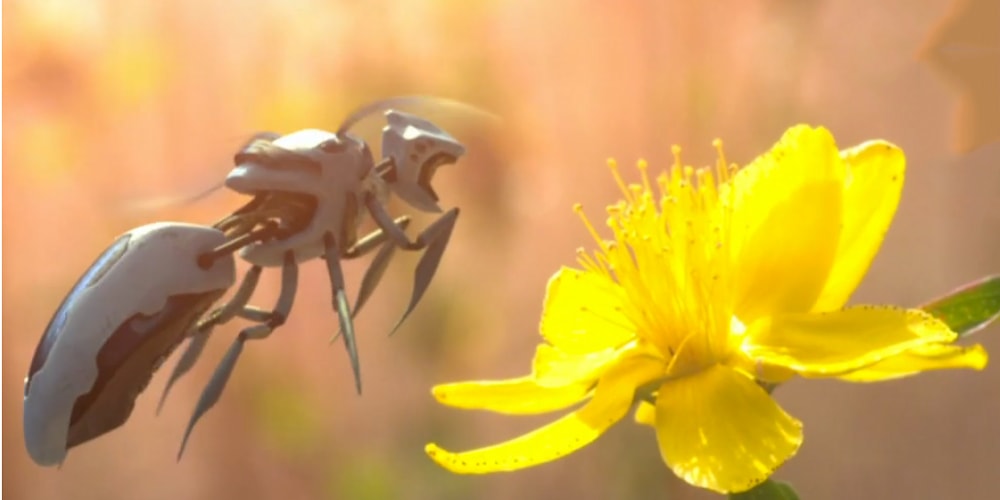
[634,401,656,426]
[812,141,906,311]
[426,356,662,473]
[837,343,988,382]
[728,350,799,385]
[532,343,619,387]
[728,125,845,321]
[654,365,803,494]
[744,306,957,376]
[432,377,591,415]
[539,267,635,354]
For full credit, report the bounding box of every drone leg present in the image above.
[323,233,362,395]
[365,195,459,336]
[389,208,458,336]
[157,265,263,414]
[177,252,297,460]
[341,215,411,260]
[234,305,274,322]
[329,217,412,344]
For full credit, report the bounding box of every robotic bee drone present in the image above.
[23,97,470,466]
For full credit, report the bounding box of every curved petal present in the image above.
[654,365,802,494]
[432,377,591,415]
[426,356,662,473]
[532,343,620,387]
[744,306,957,376]
[728,125,845,321]
[812,141,906,311]
[836,343,987,382]
[430,342,629,415]
[539,267,635,354]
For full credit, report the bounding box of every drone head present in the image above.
[227,96,475,211]
[380,110,466,213]
[225,130,374,199]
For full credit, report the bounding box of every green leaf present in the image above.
[329,455,400,500]
[729,479,800,500]
[922,275,1000,337]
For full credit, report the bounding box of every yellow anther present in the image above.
[671,145,682,169]
[629,184,644,200]
[713,138,731,182]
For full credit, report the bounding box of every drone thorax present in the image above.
[224,129,379,266]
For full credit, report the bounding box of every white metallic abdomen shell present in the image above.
[23,222,235,466]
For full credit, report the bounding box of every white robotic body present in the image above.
[236,131,378,266]
[23,234,131,466]
[23,222,235,466]
[65,287,224,453]
[33,234,132,379]
[272,128,336,149]
[225,163,323,197]
[239,237,325,267]
[385,110,467,156]
[238,199,349,267]
[381,110,466,213]
[389,183,443,213]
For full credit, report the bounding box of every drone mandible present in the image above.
[23,97,470,466]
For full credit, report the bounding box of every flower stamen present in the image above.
[575,247,600,273]
[607,158,633,204]
[574,203,608,252]
[638,159,652,195]
[664,330,699,376]
[713,138,730,183]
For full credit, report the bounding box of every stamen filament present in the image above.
[638,159,652,195]
[664,330,698,376]
[713,139,729,183]
[574,203,609,253]
[607,159,633,203]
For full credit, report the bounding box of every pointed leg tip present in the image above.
[348,352,363,396]
[177,429,194,462]
[155,391,171,416]
[387,319,406,338]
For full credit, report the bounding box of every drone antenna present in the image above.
[121,181,226,213]
[337,95,500,135]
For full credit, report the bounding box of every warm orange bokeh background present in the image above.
[4,1,999,499]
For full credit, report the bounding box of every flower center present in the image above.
[575,142,741,376]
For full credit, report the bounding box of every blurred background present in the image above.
[4,0,999,499]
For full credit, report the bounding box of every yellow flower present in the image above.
[425,126,988,493]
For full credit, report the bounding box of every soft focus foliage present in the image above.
[920,0,1000,152]
[4,1,999,499]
